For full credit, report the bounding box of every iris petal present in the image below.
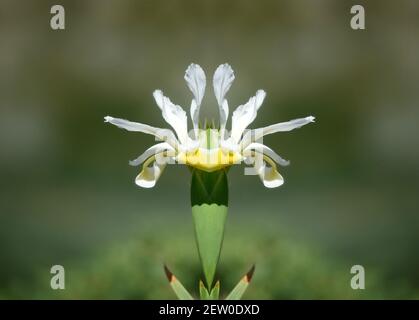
[213,64,235,129]
[104,116,179,148]
[185,64,206,131]
[231,90,266,143]
[153,90,189,145]
[256,155,284,188]
[135,154,168,188]
[129,142,175,166]
[244,142,290,166]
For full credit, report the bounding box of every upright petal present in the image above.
[185,64,206,131]
[104,116,179,148]
[153,90,189,145]
[231,90,266,143]
[213,64,235,129]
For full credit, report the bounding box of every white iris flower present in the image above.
[105,63,314,188]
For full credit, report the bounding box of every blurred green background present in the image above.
[1,0,419,299]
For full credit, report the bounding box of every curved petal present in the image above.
[244,142,290,166]
[104,116,179,149]
[104,116,163,134]
[254,156,284,188]
[261,116,315,136]
[185,64,206,131]
[231,90,266,143]
[257,162,284,188]
[129,142,175,166]
[213,64,235,129]
[135,154,168,188]
[241,116,315,149]
[153,90,189,145]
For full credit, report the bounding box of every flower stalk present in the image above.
[191,168,228,290]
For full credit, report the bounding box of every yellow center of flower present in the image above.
[176,128,242,172]
[177,148,242,172]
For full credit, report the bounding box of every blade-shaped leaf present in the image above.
[225,265,255,300]
[199,280,210,300]
[164,265,194,300]
[209,281,220,300]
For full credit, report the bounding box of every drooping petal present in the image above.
[185,64,206,131]
[244,142,290,166]
[129,142,175,166]
[135,154,168,188]
[231,90,266,143]
[153,90,189,145]
[254,156,284,188]
[257,162,284,188]
[104,116,179,148]
[213,64,235,129]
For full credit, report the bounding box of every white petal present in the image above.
[190,100,199,132]
[185,64,206,130]
[213,64,235,128]
[153,90,189,145]
[105,116,160,133]
[153,90,164,110]
[135,155,168,188]
[246,152,284,188]
[258,163,284,188]
[104,116,179,148]
[241,116,315,149]
[244,142,290,166]
[262,116,315,136]
[220,137,240,153]
[129,142,175,166]
[219,100,229,130]
[185,64,206,106]
[231,90,266,142]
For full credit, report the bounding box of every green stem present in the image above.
[191,168,228,290]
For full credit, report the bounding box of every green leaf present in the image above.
[200,280,220,300]
[199,281,210,300]
[209,281,220,300]
[164,265,194,300]
[225,266,255,300]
